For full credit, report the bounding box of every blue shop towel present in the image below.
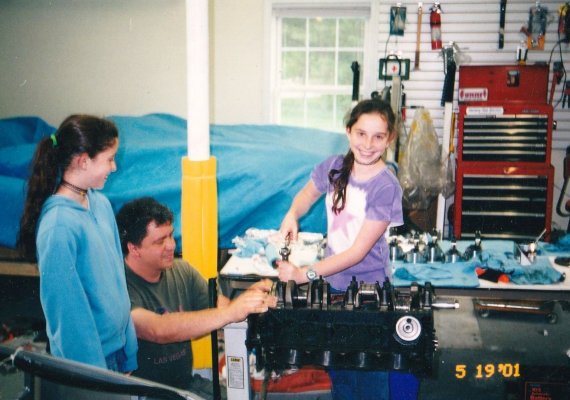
[393,240,564,287]
[232,236,281,266]
[233,237,266,257]
[479,254,564,285]
[540,234,570,254]
[392,261,480,288]
[508,259,564,285]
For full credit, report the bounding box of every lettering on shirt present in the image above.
[153,346,187,365]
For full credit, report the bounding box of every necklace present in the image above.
[60,180,88,197]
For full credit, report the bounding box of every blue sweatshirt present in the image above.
[36,191,138,372]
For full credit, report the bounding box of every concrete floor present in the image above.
[0,276,44,400]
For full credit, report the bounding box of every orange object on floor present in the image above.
[251,367,332,393]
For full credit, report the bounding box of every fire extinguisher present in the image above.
[430,1,442,50]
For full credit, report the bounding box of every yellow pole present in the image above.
[183,0,216,370]
[181,156,217,369]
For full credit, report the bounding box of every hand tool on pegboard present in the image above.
[498,0,507,49]
[562,81,570,108]
[414,3,423,70]
[549,62,564,106]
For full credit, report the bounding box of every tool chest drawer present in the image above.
[460,114,549,163]
[454,165,553,241]
[457,103,553,166]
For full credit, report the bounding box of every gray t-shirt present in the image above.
[125,259,209,390]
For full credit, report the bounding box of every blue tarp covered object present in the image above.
[0,114,348,251]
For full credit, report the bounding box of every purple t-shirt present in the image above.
[311,155,403,290]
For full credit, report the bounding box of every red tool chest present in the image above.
[454,64,554,241]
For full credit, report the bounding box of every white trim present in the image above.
[264,0,375,126]
[274,7,370,17]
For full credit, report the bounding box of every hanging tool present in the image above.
[414,3,423,70]
[549,62,564,106]
[555,146,570,231]
[390,5,407,36]
[516,40,528,64]
[344,61,361,123]
[441,44,456,106]
[351,61,360,109]
[559,2,570,43]
[563,81,570,108]
[521,2,548,50]
[430,1,442,50]
[499,0,507,49]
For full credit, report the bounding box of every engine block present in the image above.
[247,277,439,376]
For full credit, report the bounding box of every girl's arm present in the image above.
[280,179,322,240]
[278,218,390,283]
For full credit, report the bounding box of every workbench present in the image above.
[219,238,570,400]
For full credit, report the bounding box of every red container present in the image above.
[453,64,554,241]
[458,64,549,104]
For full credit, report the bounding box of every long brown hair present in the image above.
[17,115,119,261]
[328,99,396,214]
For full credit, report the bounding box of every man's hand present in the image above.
[248,278,275,293]
[226,279,277,323]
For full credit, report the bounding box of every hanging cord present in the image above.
[548,36,567,109]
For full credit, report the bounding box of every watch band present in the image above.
[306,268,318,281]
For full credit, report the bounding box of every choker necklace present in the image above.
[61,180,88,197]
[354,156,382,166]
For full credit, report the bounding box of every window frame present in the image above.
[263,0,378,131]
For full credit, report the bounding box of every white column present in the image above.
[186,0,210,160]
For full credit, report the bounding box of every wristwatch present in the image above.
[306,268,318,281]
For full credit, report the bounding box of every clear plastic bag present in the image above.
[398,108,454,210]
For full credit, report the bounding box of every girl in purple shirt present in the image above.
[278,99,403,289]
[277,99,418,400]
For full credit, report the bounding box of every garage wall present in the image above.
[374,0,570,231]
[0,0,187,127]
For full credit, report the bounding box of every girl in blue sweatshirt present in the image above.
[18,115,137,373]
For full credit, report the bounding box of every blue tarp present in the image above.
[0,114,348,251]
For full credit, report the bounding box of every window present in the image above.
[269,3,372,132]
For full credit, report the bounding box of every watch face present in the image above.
[306,269,318,280]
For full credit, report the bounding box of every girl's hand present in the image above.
[276,260,306,284]
[279,212,299,241]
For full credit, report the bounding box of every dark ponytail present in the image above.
[17,115,118,261]
[17,137,59,261]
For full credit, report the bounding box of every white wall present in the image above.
[0,0,187,126]
[0,0,267,126]
[211,0,265,123]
